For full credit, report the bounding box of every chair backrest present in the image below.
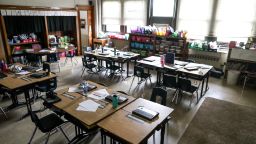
[150,87,167,106]
[134,65,145,77]
[47,53,59,63]
[43,62,51,72]
[105,59,113,69]
[84,53,97,62]
[178,78,192,92]
[247,63,256,72]
[48,77,57,91]
[163,74,178,88]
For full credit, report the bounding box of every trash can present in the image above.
[227,70,240,85]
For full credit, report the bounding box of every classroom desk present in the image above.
[54,81,135,130]
[84,47,140,78]
[98,98,174,144]
[137,56,213,99]
[0,69,57,111]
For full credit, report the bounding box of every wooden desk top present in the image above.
[138,56,213,77]
[98,98,174,144]
[84,47,139,60]
[0,71,56,90]
[58,81,135,129]
[54,81,105,110]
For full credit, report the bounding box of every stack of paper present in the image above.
[88,89,109,100]
[76,99,100,112]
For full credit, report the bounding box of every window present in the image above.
[177,0,214,39]
[215,0,256,42]
[153,0,175,17]
[102,0,122,32]
[102,0,147,33]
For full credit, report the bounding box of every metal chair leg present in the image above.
[59,126,70,142]
[81,67,86,77]
[128,77,135,93]
[0,107,7,119]
[45,132,51,144]
[28,127,38,144]
[241,76,247,97]
[58,63,61,72]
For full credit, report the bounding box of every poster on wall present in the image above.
[81,19,86,29]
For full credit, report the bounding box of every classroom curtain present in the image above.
[4,16,45,34]
[47,16,76,32]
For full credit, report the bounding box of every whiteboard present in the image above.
[230,48,256,62]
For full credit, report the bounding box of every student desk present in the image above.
[0,70,57,111]
[98,98,174,144]
[137,56,213,98]
[84,47,140,78]
[54,81,135,131]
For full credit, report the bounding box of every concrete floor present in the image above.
[0,56,255,144]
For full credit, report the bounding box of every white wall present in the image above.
[0,0,88,8]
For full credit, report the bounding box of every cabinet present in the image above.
[129,33,155,57]
[129,33,188,59]
[155,36,188,60]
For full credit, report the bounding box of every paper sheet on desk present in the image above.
[88,89,109,100]
[76,99,100,112]
[68,86,83,93]
[16,71,30,75]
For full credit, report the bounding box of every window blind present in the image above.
[123,0,147,26]
[102,0,121,25]
[215,0,256,41]
[177,0,214,39]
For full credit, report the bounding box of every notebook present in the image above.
[132,107,159,121]
[30,73,47,78]
[105,94,128,104]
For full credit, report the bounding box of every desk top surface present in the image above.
[55,81,135,129]
[84,47,139,60]
[54,81,105,110]
[0,71,56,90]
[98,98,174,144]
[138,56,213,76]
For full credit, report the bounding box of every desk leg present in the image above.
[5,92,26,111]
[160,122,166,144]
[200,78,205,99]
[204,73,210,94]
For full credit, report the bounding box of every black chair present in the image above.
[241,63,256,96]
[25,92,70,144]
[34,63,57,99]
[26,53,41,66]
[0,88,7,119]
[162,74,179,103]
[149,87,171,144]
[150,87,167,106]
[81,57,98,78]
[46,53,60,72]
[105,59,122,78]
[178,78,200,109]
[128,65,152,94]
[65,48,78,66]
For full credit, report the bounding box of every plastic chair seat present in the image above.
[38,113,64,133]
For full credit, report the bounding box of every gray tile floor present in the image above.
[0,56,255,144]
